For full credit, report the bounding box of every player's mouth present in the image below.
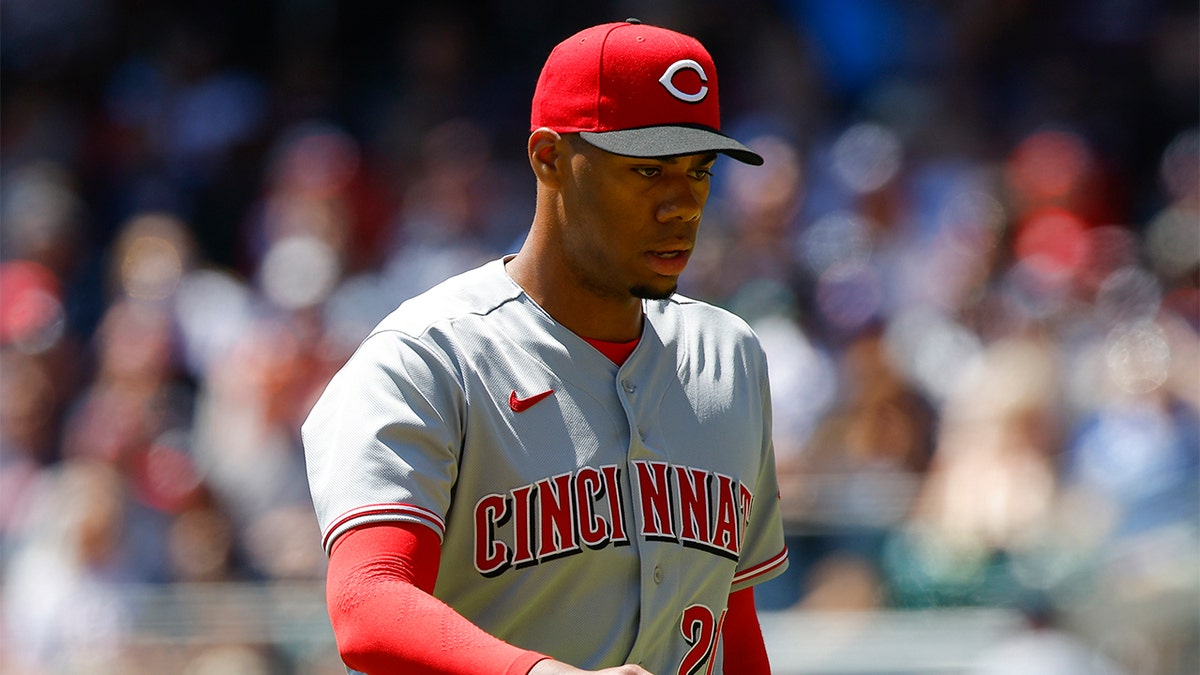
[645,247,692,277]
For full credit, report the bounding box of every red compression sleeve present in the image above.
[326,522,549,675]
[722,587,771,674]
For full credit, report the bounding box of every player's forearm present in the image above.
[327,524,548,675]
[721,587,771,674]
[328,577,546,675]
[528,661,654,675]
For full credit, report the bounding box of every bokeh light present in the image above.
[258,234,341,310]
[0,260,65,352]
[114,212,192,301]
[831,122,903,194]
[1095,266,1163,327]
[815,261,882,332]
[937,189,1007,256]
[884,307,983,403]
[1159,128,1199,204]
[1006,129,1093,207]
[800,211,874,274]
[1106,321,1172,394]
[1013,207,1091,285]
[1145,205,1200,280]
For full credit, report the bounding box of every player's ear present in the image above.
[529,128,565,188]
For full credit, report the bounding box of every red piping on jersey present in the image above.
[323,503,446,552]
[732,546,789,586]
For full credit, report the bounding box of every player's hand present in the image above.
[529,658,655,675]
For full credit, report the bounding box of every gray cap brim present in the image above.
[579,126,764,165]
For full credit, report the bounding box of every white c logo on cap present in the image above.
[659,59,708,103]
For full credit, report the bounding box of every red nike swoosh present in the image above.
[509,389,555,412]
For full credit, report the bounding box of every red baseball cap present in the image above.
[531,19,763,165]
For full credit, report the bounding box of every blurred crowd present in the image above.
[1,1,1197,674]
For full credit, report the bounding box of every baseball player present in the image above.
[302,19,789,675]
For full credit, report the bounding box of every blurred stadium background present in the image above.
[1,1,1197,673]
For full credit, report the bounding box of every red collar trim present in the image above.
[582,335,640,366]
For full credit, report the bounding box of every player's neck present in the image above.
[505,252,643,342]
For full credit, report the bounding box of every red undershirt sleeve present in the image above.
[326,522,549,675]
[722,586,772,674]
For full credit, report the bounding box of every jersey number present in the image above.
[677,604,728,675]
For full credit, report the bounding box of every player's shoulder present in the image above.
[649,293,761,345]
[648,294,770,376]
[370,258,520,339]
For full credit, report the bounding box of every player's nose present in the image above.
[655,176,704,224]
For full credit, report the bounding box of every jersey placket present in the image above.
[614,323,688,671]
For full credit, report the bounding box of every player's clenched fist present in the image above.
[529,660,655,675]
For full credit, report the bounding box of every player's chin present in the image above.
[631,281,678,300]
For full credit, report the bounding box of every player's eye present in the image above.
[634,167,662,178]
[689,168,713,181]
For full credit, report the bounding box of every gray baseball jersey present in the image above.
[303,257,789,674]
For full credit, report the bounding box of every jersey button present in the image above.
[653,566,663,584]
[622,380,636,393]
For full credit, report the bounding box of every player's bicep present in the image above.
[731,343,790,591]
[329,521,443,593]
[303,331,464,554]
